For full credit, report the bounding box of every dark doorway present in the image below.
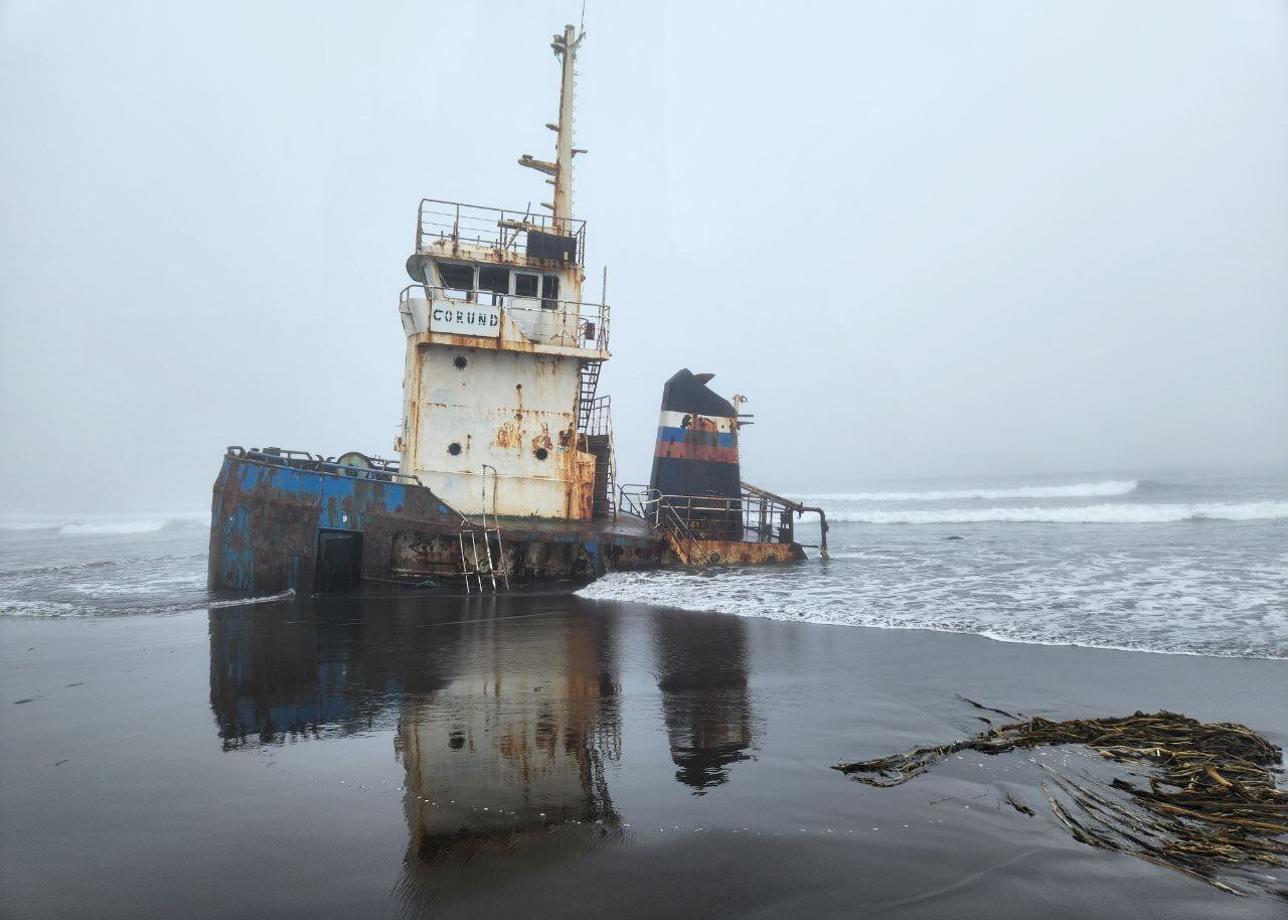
[314,530,363,592]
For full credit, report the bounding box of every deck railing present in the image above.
[226,446,424,486]
[416,199,586,266]
[400,284,609,352]
[619,483,829,554]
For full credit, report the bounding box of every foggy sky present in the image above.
[1,0,1285,513]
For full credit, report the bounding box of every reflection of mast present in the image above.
[520,23,584,234]
[397,605,620,890]
[653,612,755,792]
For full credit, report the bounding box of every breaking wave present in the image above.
[0,513,208,536]
[0,555,205,578]
[825,501,1288,525]
[577,542,1288,660]
[800,479,1140,503]
[60,519,181,536]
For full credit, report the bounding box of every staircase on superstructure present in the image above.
[578,361,616,519]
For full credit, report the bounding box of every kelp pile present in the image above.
[835,710,1288,896]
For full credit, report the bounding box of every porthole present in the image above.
[453,355,467,370]
[534,447,549,461]
[447,442,462,456]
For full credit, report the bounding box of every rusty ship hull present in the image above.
[208,448,664,595]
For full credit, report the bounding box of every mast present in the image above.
[552,23,580,231]
[520,24,584,234]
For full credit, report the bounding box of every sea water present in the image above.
[2,472,1285,658]
[582,472,1288,659]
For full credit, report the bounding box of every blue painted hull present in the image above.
[208,451,663,594]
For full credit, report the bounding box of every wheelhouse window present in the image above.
[437,262,475,301]
[541,274,560,310]
[513,272,540,298]
[478,265,508,305]
[434,263,563,311]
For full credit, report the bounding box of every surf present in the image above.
[0,513,209,537]
[823,501,1288,524]
[798,479,1140,503]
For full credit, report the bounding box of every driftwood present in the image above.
[835,711,1288,896]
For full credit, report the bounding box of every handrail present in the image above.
[399,283,606,312]
[416,199,587,266]
[740,480,829,557]
[660,502,699,563]
[226,446,425,487]
[617,485,660,521]
[400,283,609,352]
[618,482,826,555]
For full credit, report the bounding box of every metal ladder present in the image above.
[577,361,617,518]
[577,360,602,431]
[458,465,510,592]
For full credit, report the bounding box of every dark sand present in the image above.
[2,593,1285,919]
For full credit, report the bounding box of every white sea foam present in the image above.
[2,512,209,537]
[58,520,172,536]
[0,588,294,618]
[825,501,1288,525]
[798,480,1140,503]
[204,590,295,611]
[577,542,1288,660]
[0,599,81,617]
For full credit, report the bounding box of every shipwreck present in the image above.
[208,24,827,594]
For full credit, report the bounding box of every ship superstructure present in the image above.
[397,25,614,523]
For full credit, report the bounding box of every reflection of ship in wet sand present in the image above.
[208,600,455,748]
[206,598,763,901]
[207,599,624,894]
[654,611,755,791]
[396,607,622,876]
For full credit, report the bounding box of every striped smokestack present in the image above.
[649,369,742,501]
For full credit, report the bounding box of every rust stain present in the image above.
[565,450,597,520]
[531,422,553,454]
[493,415,523,449]
[665,534,804,567]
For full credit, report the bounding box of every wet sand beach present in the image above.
[2,594,1285,919]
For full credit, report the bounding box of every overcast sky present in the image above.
[1,0,1285,513]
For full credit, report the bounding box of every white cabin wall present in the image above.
[404,346,583,518]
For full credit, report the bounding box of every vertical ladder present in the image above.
[457,525,510,592]
[458,465,511,592]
